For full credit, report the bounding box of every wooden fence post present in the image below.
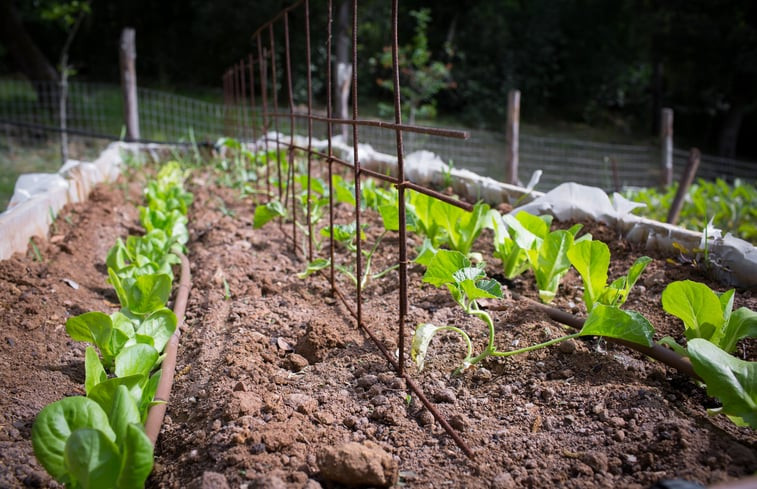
[506,89,520,185]
[119,28,140,141]
[660,107,673,188]
[666,148,701,225]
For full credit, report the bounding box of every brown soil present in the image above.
[1,168,756,489]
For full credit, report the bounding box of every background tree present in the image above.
[373,8,454,126]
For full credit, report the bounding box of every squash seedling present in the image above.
[299,223,399,288]
[412,250,655,375]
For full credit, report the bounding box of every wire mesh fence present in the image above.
[1,77,754,193]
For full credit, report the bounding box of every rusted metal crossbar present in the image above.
[223,0,475,458]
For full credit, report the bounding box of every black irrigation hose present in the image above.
[507,291,701,381]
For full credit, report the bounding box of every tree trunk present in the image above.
[717,105,745,158]
[335,0,352,141]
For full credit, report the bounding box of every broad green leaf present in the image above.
[567,239,609,312]
[31,396,115,483]
[332,175,356,206]
[580,305,655,346]
[87,375,144,416]
[719,289,735,326]
[516,211,551,239]
[115,344,159,379]
[108,268,129,311]
[110,311,136,338]
[106,239,130,271]
[490,213,530,279]
[452,266,485,283]
[109,385,140,445]
[531,230,574,304]
[662,280,723,341]
[117,424,154,488]
[413,238,438,267]
[253,201,287,229]
[84,347,107,395]
[687,339,757,428]
[410,323,445,371]
[623,256,652,297]
[423,250,470,287]
[135,308,177,353]
[63,428,120,489]
[462,278,503,301]
[379,204,400,231]
[66,312,112,348]
[126,273,172,316]
[713,307,757,354]
[298,258,330,279]
[139,370,163,423]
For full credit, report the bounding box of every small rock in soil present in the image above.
[295,318,346,363]
[357,374,378,389]
[225,391,262,419]
[417,409,435,427]
[432,388,457,403]
[246,475,287,489]
[581,451,609,473]
[317,441,398,488]
[286,353,309,372]
[285,393,317,414]
[490,471,516,489]
[188,471,230,489]
[449,413,470,431]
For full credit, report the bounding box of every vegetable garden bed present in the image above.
[0,146,756,489]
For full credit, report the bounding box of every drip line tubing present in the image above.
[144,251,192,445]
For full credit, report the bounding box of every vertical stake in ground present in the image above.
[119,27,140,141]
[506,89,520,185]
[660,107,674,188]
[667,148,701,225]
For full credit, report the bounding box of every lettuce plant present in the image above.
[660,280,757,354]
[32,387,154,489]
[686,339,757,428]
[492,211,587,303]
[411,250,654,374]
[567,239,651,312]
[490,211,552,279]
[399,190,492,264]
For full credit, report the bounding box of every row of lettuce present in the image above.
[623,178,757,244]
[31,162,193,488]
[247,145,756,430]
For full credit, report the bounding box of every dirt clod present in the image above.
[317,441,398,488]
[188,471,230,489]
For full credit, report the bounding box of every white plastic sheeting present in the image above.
[0,142,168,260]
[516,183,757,288]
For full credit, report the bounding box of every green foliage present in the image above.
[687,339,757,429]
[34,159,192,485]
[373,8,454,124]
[405,190,491,259]
[567,239,651,311]
[412,249,655,374]
[253,201,287,229]
[491,212,552,279]
[31,387,153,489]
[661,280,757,354]
[623,179,757,244]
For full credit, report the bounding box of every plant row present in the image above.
[622,177,757,244]
[231,139,757,431]
[31,161,193,489]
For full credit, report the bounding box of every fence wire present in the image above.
[1,78,754,192]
